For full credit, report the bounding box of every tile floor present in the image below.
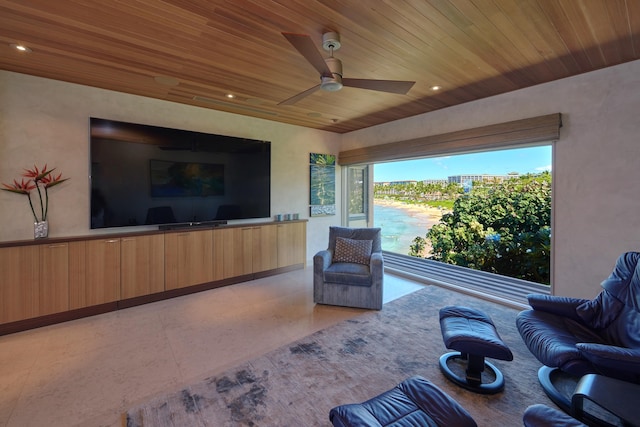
[0,267,424,427]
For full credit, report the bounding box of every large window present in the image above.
[338,114,560,285]
[373,145,552,284]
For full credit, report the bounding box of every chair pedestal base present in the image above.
[439,351,505,394]
[538,367,640,427]
[537,366,571,412]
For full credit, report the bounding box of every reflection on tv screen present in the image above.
[90,118,270,229]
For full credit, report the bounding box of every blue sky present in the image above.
[373,145,552,182]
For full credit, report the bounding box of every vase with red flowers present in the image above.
[2,164,69,239]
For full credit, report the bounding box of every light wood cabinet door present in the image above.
[221,227,253,278]
[0,246,39,323]
[39,243,69,316]
[277,222,306,268]
[252,225,278,272]
[68,241,87,309]
[121,235,165,299]
[86,238,121,306]
[212,229,225,281]
[165,230,213,289]
[69,239,121,309]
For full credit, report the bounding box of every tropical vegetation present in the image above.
[373,181,462,209]
[375,173,552,284]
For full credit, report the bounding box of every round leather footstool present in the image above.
[439,306,513,394]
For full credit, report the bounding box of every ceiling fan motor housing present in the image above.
[321,56,343,91]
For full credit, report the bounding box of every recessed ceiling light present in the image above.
[430,85,442,91]
[10,43,32,53]
[225,93,235,99]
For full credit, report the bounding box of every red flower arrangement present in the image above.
[2,164,69,222]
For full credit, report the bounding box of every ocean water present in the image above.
[373,203,438,255]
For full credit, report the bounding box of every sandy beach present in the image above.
[374,198,449,223]
[373,198,450,256]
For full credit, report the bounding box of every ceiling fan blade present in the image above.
[282,33,332,77]
[278,84,322,105]
[342,78,415,94]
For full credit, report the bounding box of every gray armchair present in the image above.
[314,226,383,310]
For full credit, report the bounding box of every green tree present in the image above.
[374,180,462,205]
[423,172,551,284]
[409,236,426,257]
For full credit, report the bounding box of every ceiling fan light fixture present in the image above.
[321,75,343,92]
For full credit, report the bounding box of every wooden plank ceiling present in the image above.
[1,0,638,133]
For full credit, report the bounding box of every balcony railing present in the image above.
[383,251,549,309]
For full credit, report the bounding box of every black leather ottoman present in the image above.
[329,376,477,427]
[439,306,513,394]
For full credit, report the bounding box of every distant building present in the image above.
[447,174,518,184]
[375,174,518,186]
[421,179,448,185]
[387,180,418,186]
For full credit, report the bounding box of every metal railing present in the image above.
[383,251,549,309]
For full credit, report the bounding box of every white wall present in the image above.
[0,71,342,260]
[342,60,640,299]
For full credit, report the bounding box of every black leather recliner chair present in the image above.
[516,252,640,410]
[523,404,587,427]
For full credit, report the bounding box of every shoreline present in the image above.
[373,198,450,220]
[373,198,450,257]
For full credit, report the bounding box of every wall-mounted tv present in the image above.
[90,118,271,229]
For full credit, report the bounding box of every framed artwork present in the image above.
[309,153,336,216]
[150,159,224,197]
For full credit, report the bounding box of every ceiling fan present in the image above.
[279,32,415,105]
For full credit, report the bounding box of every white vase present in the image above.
[34,220,48,239]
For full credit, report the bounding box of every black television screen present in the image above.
[90,118,271,229]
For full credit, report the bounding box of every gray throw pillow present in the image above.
[333,237,373,265]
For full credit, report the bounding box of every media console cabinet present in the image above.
[0,220,307,335]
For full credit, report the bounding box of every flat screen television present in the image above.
[90,118,271,229]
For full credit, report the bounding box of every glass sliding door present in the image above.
[344,165,371,227]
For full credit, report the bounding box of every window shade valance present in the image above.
[338,113,562,166]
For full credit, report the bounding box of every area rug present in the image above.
[125,285,554,426]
